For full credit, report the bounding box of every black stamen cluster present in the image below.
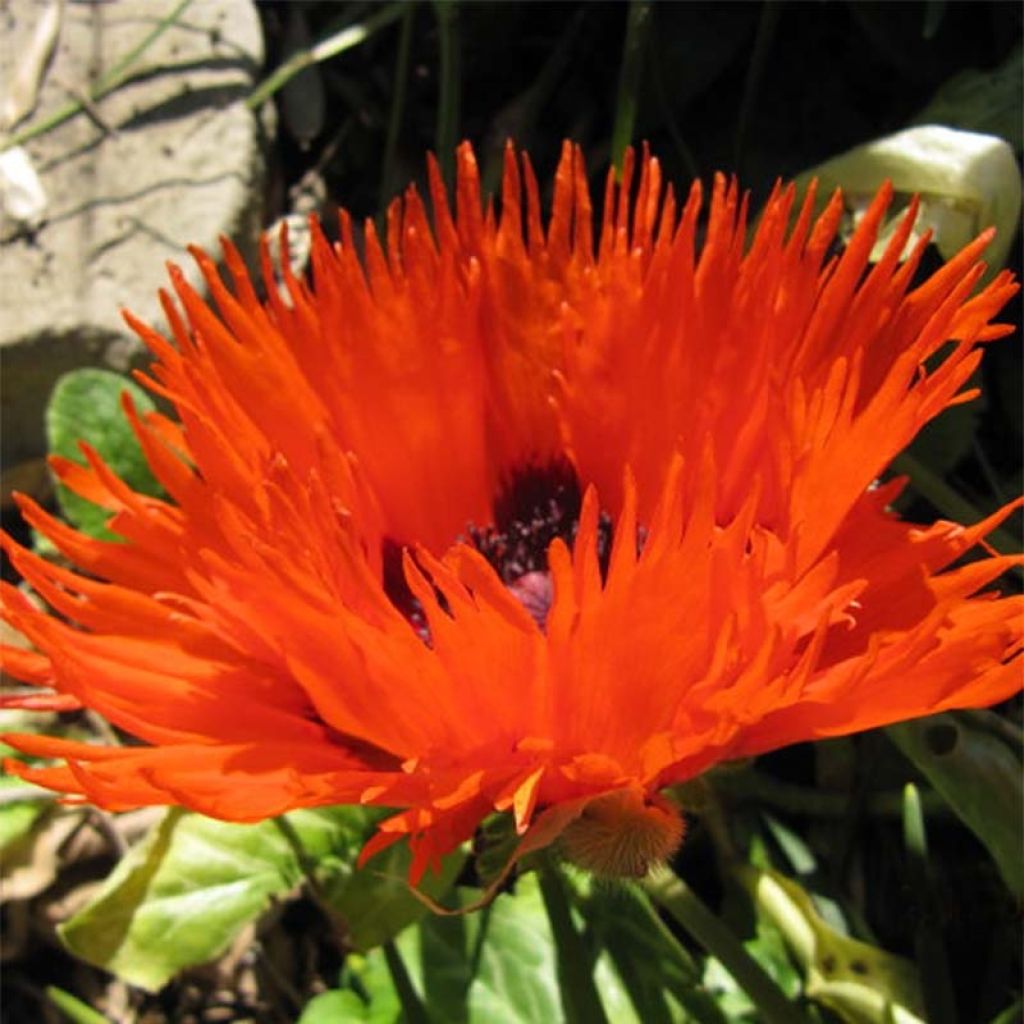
[381,538,432,644]
[468,459,612,583]
[381,460,615,640]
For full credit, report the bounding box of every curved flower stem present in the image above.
[538,866,610,1024]
[642,867,808,1024]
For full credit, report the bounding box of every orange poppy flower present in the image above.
[2,142,1021,883]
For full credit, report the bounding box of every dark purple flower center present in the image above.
[381,459,613,638]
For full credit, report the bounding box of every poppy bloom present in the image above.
[2,142,1021,884]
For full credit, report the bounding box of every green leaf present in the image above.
[743,914,802,1001]
[348,950,406,1023]
[398,873,564,1023]
[0,714,60,855]
[340,869,693,1024]
[888,712,1023,899]
[298,989,382,1024]
[0,795,47,855]
[45,368,163,540]
[321,834,466,953]
[284,804,385,866]
[300,950,406,1024]
[702,956,760,1023]
[990,998,1024,1024]
[59,805,380,991]
[759,814,848,937]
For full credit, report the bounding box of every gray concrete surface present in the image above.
[0,0,266,471]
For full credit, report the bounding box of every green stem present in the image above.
[903,784,958,1024]
[3,0,194,152]
[733,0,780,172]
[610,0,651,175]
[46,987,109,1024]
[383,939,431,1024]
[379,2,417,209]
[538,867,610,1024]
[643,867,808,1024]
[433,0,461,186]
[245,3,406,111]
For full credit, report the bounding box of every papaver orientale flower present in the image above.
[2,142,1021,884]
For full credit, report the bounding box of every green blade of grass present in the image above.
[379,2,417,209]
[3,0,194,152]
[433,0,461,186]
[246,3,406,111]
[610,0,651,175]
[46,987,110,1024]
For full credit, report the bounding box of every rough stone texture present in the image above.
[0,0,266,470]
